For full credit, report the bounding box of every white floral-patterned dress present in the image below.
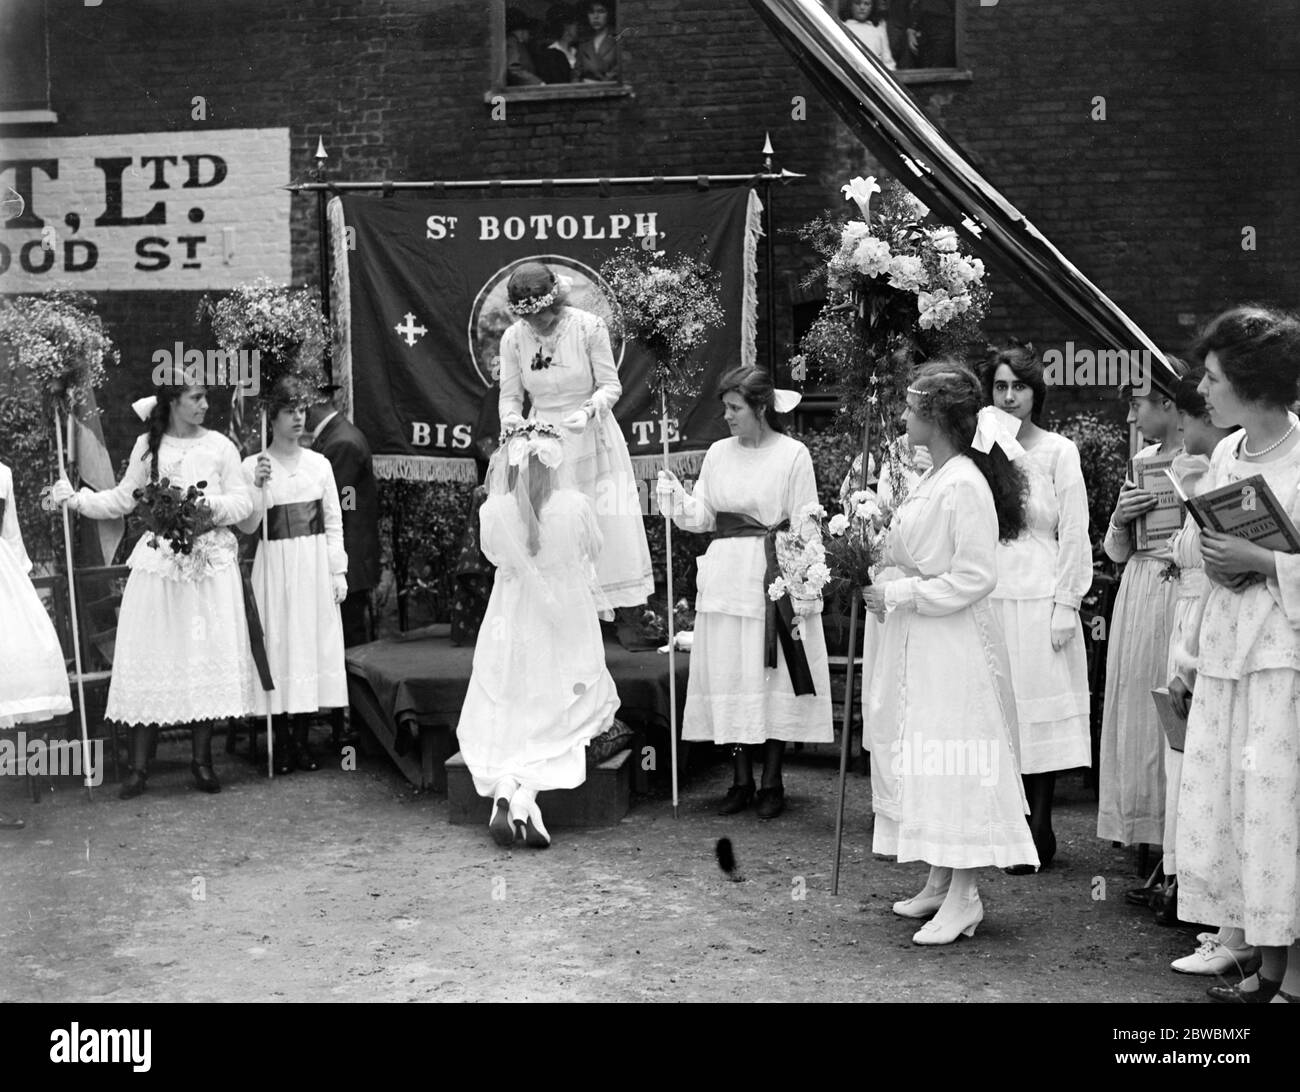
[1175,430,1300,946]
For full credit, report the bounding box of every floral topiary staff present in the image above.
[0,292,117,798]
[796,176,993,892]
[201,279,329,776]
[600,246,724,817]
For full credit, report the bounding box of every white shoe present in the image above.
[510,788,550,849]
[488,778,518,847]
[912,896,983,945]
[1171,937,1260,977]
[892,889,949,919]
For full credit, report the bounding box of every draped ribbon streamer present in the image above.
[713,511,816,696]
[132,396,157,422]
[773,388,802,414]
[263,499,325,541]
[238,566,275,692]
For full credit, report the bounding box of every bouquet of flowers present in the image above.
[796,176,991,442]
[599,246,724,407]
[0,291,116,413]
[131,477,216,557]
[499,419,562,445]
[825,491,881,593]
[768,502,834,610]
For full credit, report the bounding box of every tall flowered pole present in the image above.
[659,388,681,819]
[261,406,275,778]
[53,403,94,799]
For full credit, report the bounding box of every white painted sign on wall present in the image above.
[0,127,290,291]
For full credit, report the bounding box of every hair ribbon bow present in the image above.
[971,406,1025,460]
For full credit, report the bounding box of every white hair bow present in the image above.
[132,395,158,422]
[773,388,802,414]
[971,406,1025,460]
[507,433,563,469]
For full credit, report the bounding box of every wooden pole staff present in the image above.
[831,411,872,895]
[661,389,680,819]
[261,406,275,778]
[54,404,94,799]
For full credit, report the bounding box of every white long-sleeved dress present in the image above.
[499,306,653,611]
[239,449,348,716]
[991,432,1092,774]
[1174,430,1300,946]
[1096,443,1204,845]
[866,454,1037,869]
[672,434,833,745]
[73,431,257,726]
[0,462,73,729]
[455,489,618,795]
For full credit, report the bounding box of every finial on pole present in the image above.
[761,131,774,173]
[314,136,328,161]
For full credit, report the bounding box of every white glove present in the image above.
[791,595,819,618]
[332,573,348,604]
[501,412,526,431]
[656,470,684,515]
[562,408,590,431]
[51,477,78,509]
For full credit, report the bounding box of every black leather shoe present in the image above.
[1004,864,1036,876]
[0,811,25,830]
[755,784,785,820]
[273,753,294,776]
[119,769,148,800]
[1125,885,1157,907]
[1207,976,1282,1004]
[717,782,755,815]
[191,762,221,794]
[293,745,320,772]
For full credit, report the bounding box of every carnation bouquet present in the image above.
[0,292,116,414]
[825,491,881,593]
[768,502,834,613]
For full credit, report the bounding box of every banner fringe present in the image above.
[327,196,354,419]
[373,455,480,484]
[743,189,762,370]
[630,449,706,482]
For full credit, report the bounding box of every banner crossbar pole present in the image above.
[285,171,806,193]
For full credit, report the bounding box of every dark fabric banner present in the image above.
[334,187,760,483]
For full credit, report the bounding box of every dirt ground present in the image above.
[1,731,1216,1003]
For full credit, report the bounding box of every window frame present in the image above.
[0,0,58,124]
[484,0,634,105]
[830,0,971,85]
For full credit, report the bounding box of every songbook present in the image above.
[1165,470,1300,553]
[1150,687,1187,753]
[1130,450,1182,550]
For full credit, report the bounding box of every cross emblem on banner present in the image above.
[394,312,428,347]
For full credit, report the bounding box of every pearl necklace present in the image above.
[1241,420,1297,458]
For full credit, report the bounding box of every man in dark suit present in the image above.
[307,384,380,647]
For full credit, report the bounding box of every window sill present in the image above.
[896,69,972,86]
[484,83,634,105]
[0,108,59,124]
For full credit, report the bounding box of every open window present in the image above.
[0,0,58,123]
[832,0,970,84]
[487,1,633,103]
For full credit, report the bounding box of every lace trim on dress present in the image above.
[127,526,239,583]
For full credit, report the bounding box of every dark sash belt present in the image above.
[713,511,816,696]
[238,565,275,692]
[265,499,325,541]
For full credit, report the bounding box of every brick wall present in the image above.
[5,0,1298,443]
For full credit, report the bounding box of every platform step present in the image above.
[445,749,631,828]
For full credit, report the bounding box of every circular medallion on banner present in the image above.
[468,255,624,387]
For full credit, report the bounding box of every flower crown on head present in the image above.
[508,287,559,315]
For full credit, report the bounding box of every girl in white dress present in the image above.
[1098,373,1197,852]
[861,362,1037,945]
[980,346,1091,873]
[842,0,896,68]
[456,424,619,848]
[498,262,653,614]
[240,377,349,774]
[1171,306,1300,1003]
[1164,368,1251,975]
[52,379,257,798]
[658,367,833,820]
[1,461,74,829]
